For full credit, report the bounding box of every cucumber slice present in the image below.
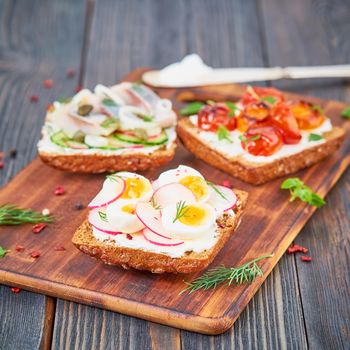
[51,131,69,148]
[114,130,168,145]
[66,140,89,150]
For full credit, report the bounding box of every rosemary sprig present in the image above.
[206,181,227,200]
[180,254,273,294]
[173,200,190,223]
[0,204,55,225]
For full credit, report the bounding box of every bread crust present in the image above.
[177,119,345,185]
[72,190,248,274]
[39,142,176,173]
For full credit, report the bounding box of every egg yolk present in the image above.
[121,178,149,199]
[179,176,208,200]
[121,204,136,214]
[179,205,207,226]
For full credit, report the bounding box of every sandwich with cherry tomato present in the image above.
[177,86,345,185]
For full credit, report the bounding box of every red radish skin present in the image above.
[88,177,125,209]
[208,185,237,212]
[88,209,124,235]
[135,202,172,239]
[143,228,184,247]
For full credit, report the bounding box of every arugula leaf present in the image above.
[216,125,232,142]
[225,101,238,117]
[0,246,8,258]
[261,96,277,105]
[102,98,118,107]
[341,106,350,119]
[281,177,326,207]
[239,134,261,143]
[308,133,323,142]
[180,102,204,116]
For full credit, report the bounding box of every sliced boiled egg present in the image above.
[157,165,210,202]
[161,201,216,240]
[117,172,153,202]
[106,199,145,233]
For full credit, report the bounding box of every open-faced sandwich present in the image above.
[177,86,345,184]
[38,83,177,172]
[72,165,247,273]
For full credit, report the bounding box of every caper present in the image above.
[77,104,93,116]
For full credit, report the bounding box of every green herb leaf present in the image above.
[102,98,118,107]
[341,106,350,119]
[57,97,72,104]
[0,204,55,225]
[239,134,261,143]
[0,246,9,258]
[281,177,326,207]
[173,201,190,223]
[98,211,108,222]
[206,181,227,200]
[106,174,122,182]
[261,96,277,105]
[180,254,273,294]
[100,117,118,128]
[312,105,324,114]
[142,114,153,122]
[308,133,323,142]
[225,101,238,117]
[151,197,162,210]
[179,102,204,116]
[216,125,232,142]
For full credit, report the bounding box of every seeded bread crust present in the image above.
[72,189,248,274]
[39,141,176,173]
[177,118,345,185]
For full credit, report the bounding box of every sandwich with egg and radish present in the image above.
[72,165,247,273]
[38,82,177,173]
[177,86,345,185]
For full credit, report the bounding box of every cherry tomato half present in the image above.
[241,86,284,106]
[198,103,236,132]
[289,100,326,130]
[241,125,283,156]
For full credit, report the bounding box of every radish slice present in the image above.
[151,179,160,191]
[135,202,171,239]
[152,183,196,209]
[88,176,125,209]
[207,185,237,212]
[88,209,123,235]
[143,228,184,247]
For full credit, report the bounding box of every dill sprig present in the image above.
[180,254,273,294]
[0,204,55,225]
[206,180,227,200]
[173,200,190,223]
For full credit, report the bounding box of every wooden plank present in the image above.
[0,0,86,348]
[0,69,348,335]
[260,0,350,348]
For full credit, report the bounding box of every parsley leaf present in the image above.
[239,134,261,143]
[261,96,277,105]
[225,101,238,117]
[180,102,205,116]
[0,246,8,258]
[341,106,350,119]
[281,177,326,207]
[216,125,232,142]
[308,133,324,141]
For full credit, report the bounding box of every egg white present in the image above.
[161,201,216,240]
[106,199,145,233]
[116,172,153,202]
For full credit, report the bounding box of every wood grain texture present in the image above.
[0,0,86,349]
[0,68,348,335]
[260,0,350,348]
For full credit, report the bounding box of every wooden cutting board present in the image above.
[0,68,349,334]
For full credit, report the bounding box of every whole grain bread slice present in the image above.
[177,118,345,185]
[39,141,176,173]
[72,189,248,274]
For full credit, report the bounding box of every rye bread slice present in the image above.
[177,118,345,185]
[72,189,248,274]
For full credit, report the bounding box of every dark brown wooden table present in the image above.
[0,0,349,349]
